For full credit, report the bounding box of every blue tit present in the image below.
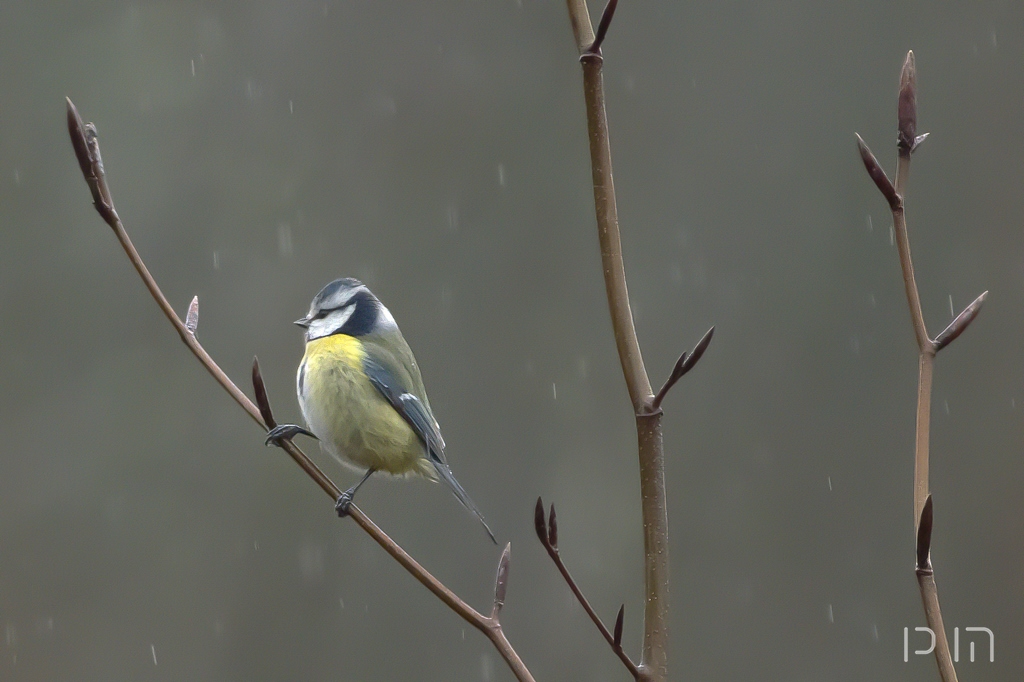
[266,278,495,543]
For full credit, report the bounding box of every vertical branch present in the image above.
[564,2,670,680]
[574,10,653,411]
[857,51,986,682]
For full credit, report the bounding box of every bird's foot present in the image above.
[334,469,374,517]
[265,424,318,447]
[335,490,355,517]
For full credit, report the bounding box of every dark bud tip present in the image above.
[613,604,625,647]
[185,295,199,334]
[934,291,988,352]
[493,542,511,615]
[680,325,715,375]
[898,51,917,153]
[548,504,558,549]
[916,494,933,570]
[856,134,900,210]
[534,497,548,545]
[66,98,92,178]
[251,356,277,430]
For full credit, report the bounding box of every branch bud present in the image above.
[856,134,901,211]
[916,494,933,570]
[185,296,199,335]
[534,497,548,545]
[548,504,558,549]
[898,51,917,154]
[934,291,988,352]
[492,543,511,617]
[251,356,277,429]
[613,604,624,646]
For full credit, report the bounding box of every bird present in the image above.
[265,277,495,543]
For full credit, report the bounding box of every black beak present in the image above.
[294,316,312,328]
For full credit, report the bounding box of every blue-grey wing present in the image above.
[363,355,496,543]
[363,356,447,463]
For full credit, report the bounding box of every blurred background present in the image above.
[1,1,1022,680]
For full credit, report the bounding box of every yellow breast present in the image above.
[297,334,434,479]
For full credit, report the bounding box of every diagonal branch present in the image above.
[66,97,534,682]
[535,498,640,678]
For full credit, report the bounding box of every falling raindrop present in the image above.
[278,223,293,257]
[447,205,459,232]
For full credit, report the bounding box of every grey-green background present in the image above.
[1,2,1021,680]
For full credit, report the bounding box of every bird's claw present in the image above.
[335,491,355,517]
[265,424,318,447]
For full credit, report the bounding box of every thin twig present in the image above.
[535,498,641,678]
[857,52,979,682]
[66,97,534,682]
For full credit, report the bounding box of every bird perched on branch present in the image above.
[265,277,495,543]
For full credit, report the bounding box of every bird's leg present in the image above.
[264,424,319,447]
[336,468,375,517]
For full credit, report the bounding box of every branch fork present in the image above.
[535,498,640,678]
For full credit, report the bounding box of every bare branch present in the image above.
[563,3,672,677]
[67,99,534,682]
[534,500,640,678]
[859,53,977,682]
[933,291,988,352]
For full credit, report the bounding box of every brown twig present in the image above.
[857,52,988,682]
[66,97,534,682]
[535,498,640,678]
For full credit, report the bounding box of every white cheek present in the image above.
[307,306,354,339]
